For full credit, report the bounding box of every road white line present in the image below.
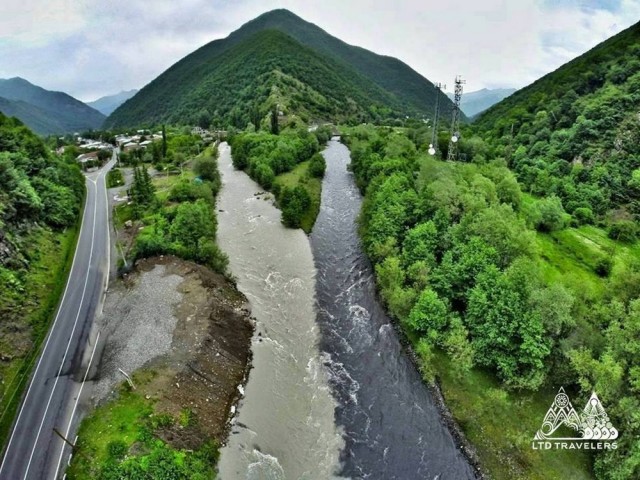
[53,331,101,480]
[22,180,99,480]
[0,176,92,477]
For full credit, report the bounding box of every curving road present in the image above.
[0,156,114,480]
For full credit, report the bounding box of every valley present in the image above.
[1,5,639,480]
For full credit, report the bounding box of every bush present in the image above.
[193,156,221,187]
[608,220,638,243]
[533,196,569,232]
[106,168,125,188]
[107,441,128,460]
[308,153,326,178]
[572,207,595,226]
[280,186,311,228]
[594,256,613,277]
[168,179,214,205]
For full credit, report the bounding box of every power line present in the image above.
[428,82,446,157]
[447,75,465,162]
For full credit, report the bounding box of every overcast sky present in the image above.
[0,0,638,102]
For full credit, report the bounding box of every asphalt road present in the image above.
[0,156,114,480]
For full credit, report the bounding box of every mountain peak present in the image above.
[106,10,455,127]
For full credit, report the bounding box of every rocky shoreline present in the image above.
[390,318,487,479]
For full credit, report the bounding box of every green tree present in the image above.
[169,199,216,252]
[271,105,279,135]
[308,153,326,178]
[466,264,550,389]
[280,185,310,228]
[406,288,449,341]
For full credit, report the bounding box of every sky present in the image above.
[0,0,638,102]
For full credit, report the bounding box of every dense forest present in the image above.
[229,125,330,231]
[107,30,410,129]
[106,9,456,129]
[0,113,84,441]
[474,21,640,237]
[345,123,639,479]
[223,9,455,119]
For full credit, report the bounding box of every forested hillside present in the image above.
[0,78,105,134]
[0,113,84,440]
[474,21,640,233]
[106,9,455,129]
[107,30,407,129]
[346,124,640,479]
[224,9,454,118]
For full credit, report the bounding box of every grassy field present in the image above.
[432,352,594,480]
[67,370,218,479]
[0,224,80,446]
[274,160,322,233]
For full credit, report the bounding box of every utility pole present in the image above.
[53,428,76,448]
[447,75,465,161]
[428,82,446,157]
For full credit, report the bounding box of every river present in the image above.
[216,142,344,479]
[216,139,474,479]
[310,139,475,479]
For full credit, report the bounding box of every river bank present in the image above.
[67,255,253,478]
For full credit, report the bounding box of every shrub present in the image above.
[168,180,214,205]
[106,168,125,188]
[608,220,638,243]
[280,185,311,228]
[533,196,570,232]
[572,207,595,226]
[193,156,221,187]
[308,153,326,178]
[594,257,613,277]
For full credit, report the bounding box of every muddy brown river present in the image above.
[216,142,344,479]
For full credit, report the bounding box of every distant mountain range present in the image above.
[447,87,516,117]
[106,9,458,128]
[0,77,105,135]
[87,89,138,116]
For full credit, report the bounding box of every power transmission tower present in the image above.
[447,75,466,161]
[428,82,446,157]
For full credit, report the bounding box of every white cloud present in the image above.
[0,0,637,101]
[0,0,87,46]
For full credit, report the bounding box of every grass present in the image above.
[106,168,125,188]
[0,223,80,446]
[274,160,322,233]
[66,386,153,478]
[432,351,595,480]
[535,224,638,298]
[67,370,218,479]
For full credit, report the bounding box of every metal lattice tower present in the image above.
[447,75,465,161]
[428,82,445,157]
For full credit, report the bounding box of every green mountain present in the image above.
[0,96,68,135]
[106,9,455,128]
[0,77,105,135]
[448,87,516,117]
[87,89,138,116]
[474,21,640,221]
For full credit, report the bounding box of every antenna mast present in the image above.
[447,75,465,161]
[428,82,445,157]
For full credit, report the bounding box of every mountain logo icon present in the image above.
[534,387,618,441]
